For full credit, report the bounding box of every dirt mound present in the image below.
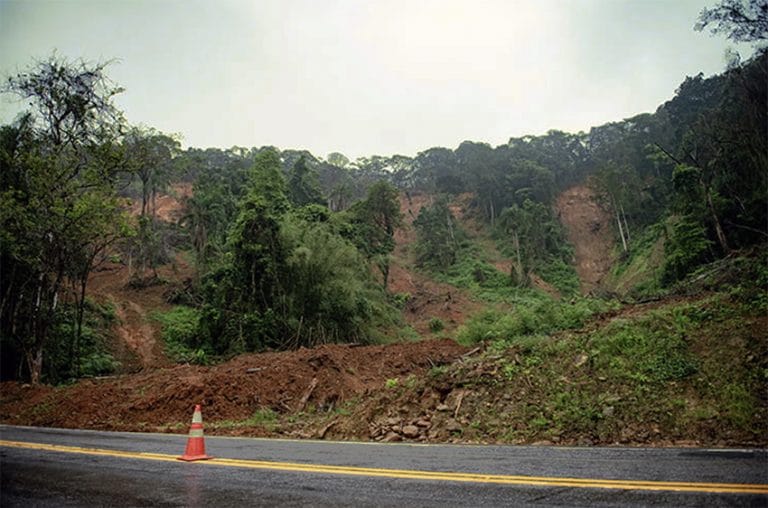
[0,339,467,432]
[555,185,615,295]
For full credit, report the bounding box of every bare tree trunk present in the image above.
[446,212,457,249]
[511,231,526,286]
[27,347,43,385]
[620,203,631,246]
[613,196,627,253]
[490,200,496,228]
[704,184,730,254]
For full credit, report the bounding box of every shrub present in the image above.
[429,317,445,333]
[152,306,207,364]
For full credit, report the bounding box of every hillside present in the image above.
[1,184,765,447]
[1,49,765,448]
[555,185,615,295]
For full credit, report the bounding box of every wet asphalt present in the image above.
[1,425,766,507]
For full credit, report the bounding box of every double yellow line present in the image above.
[2,439,766,495]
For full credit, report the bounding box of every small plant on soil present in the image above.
[429,317,445,333]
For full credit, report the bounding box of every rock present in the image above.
[445,418,462,433]
[382,431,402,443]
[436,404,450,412]
[415,418,431,428]
[602,406,615,417]
[532,440,553,446]
[574,354,588,367]
[402,425,420,439]
[386,417,400,427]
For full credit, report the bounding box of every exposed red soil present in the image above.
[88,184,193,370]
[391,192,481,335]
[555,185,615,295]
[87,262,188,371]
[128,182,192,223]
[0,339,467,432]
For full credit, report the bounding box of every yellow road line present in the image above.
[1,439,766,495]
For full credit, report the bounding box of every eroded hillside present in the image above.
[2,185,765,449]
[555,185,615,295]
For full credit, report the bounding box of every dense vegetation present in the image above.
[1,3,765,384]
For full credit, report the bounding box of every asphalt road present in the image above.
[1,425,766,507]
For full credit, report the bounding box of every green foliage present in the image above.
[195,152,401,354]
[495,199,575,292]
[413,195,461,270]
[695,0,768,43]
[428,317,445,333]
[211,408,279,431]
[288,155,325,207]
[280,218,397,346]
[38,300,120,383]
[591,307,700,383]
[151,306,207,364]
[607,222,666,298]
[536,257,580,296]
[344,180,402,288]
[437,255,513,302]
[0,56,129,383]
[79,352,121,378]
[457,296,613,345]
[662,215,714,283]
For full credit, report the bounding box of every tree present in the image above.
[124,127,180,219]
[326,152,350,168]
[413,195,460,270]
[592,163,642,253]
[287,155,325,207]
[1,56,127,383]
[195,150,400,353]
[695,0,768,43]
[347,181,402,289]
[497,200,557,286]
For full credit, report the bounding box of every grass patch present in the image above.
[151,306,208,364]
[435,287,766,445]
[457,296,615,346]
[607,223,666,298]
[589,305,701,384]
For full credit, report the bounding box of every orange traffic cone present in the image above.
[178,404,213,461]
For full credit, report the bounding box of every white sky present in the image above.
[0,0,753,159]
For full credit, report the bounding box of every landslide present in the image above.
[3,282,763,447]
[2,185,763,449]
[0,339,467,434]
[87,183,194,371]
[555,185,615,295]
[391,192,481,335]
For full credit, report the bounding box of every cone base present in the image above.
[177,454,213,462]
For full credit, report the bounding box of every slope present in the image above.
[555,185,615,295]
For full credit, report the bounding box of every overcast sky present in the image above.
[0,0,752,159]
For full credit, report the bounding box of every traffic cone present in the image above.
[178,404,213,461]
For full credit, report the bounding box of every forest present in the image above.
[0,2,766,392]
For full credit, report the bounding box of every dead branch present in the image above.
[297,377,318,412]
